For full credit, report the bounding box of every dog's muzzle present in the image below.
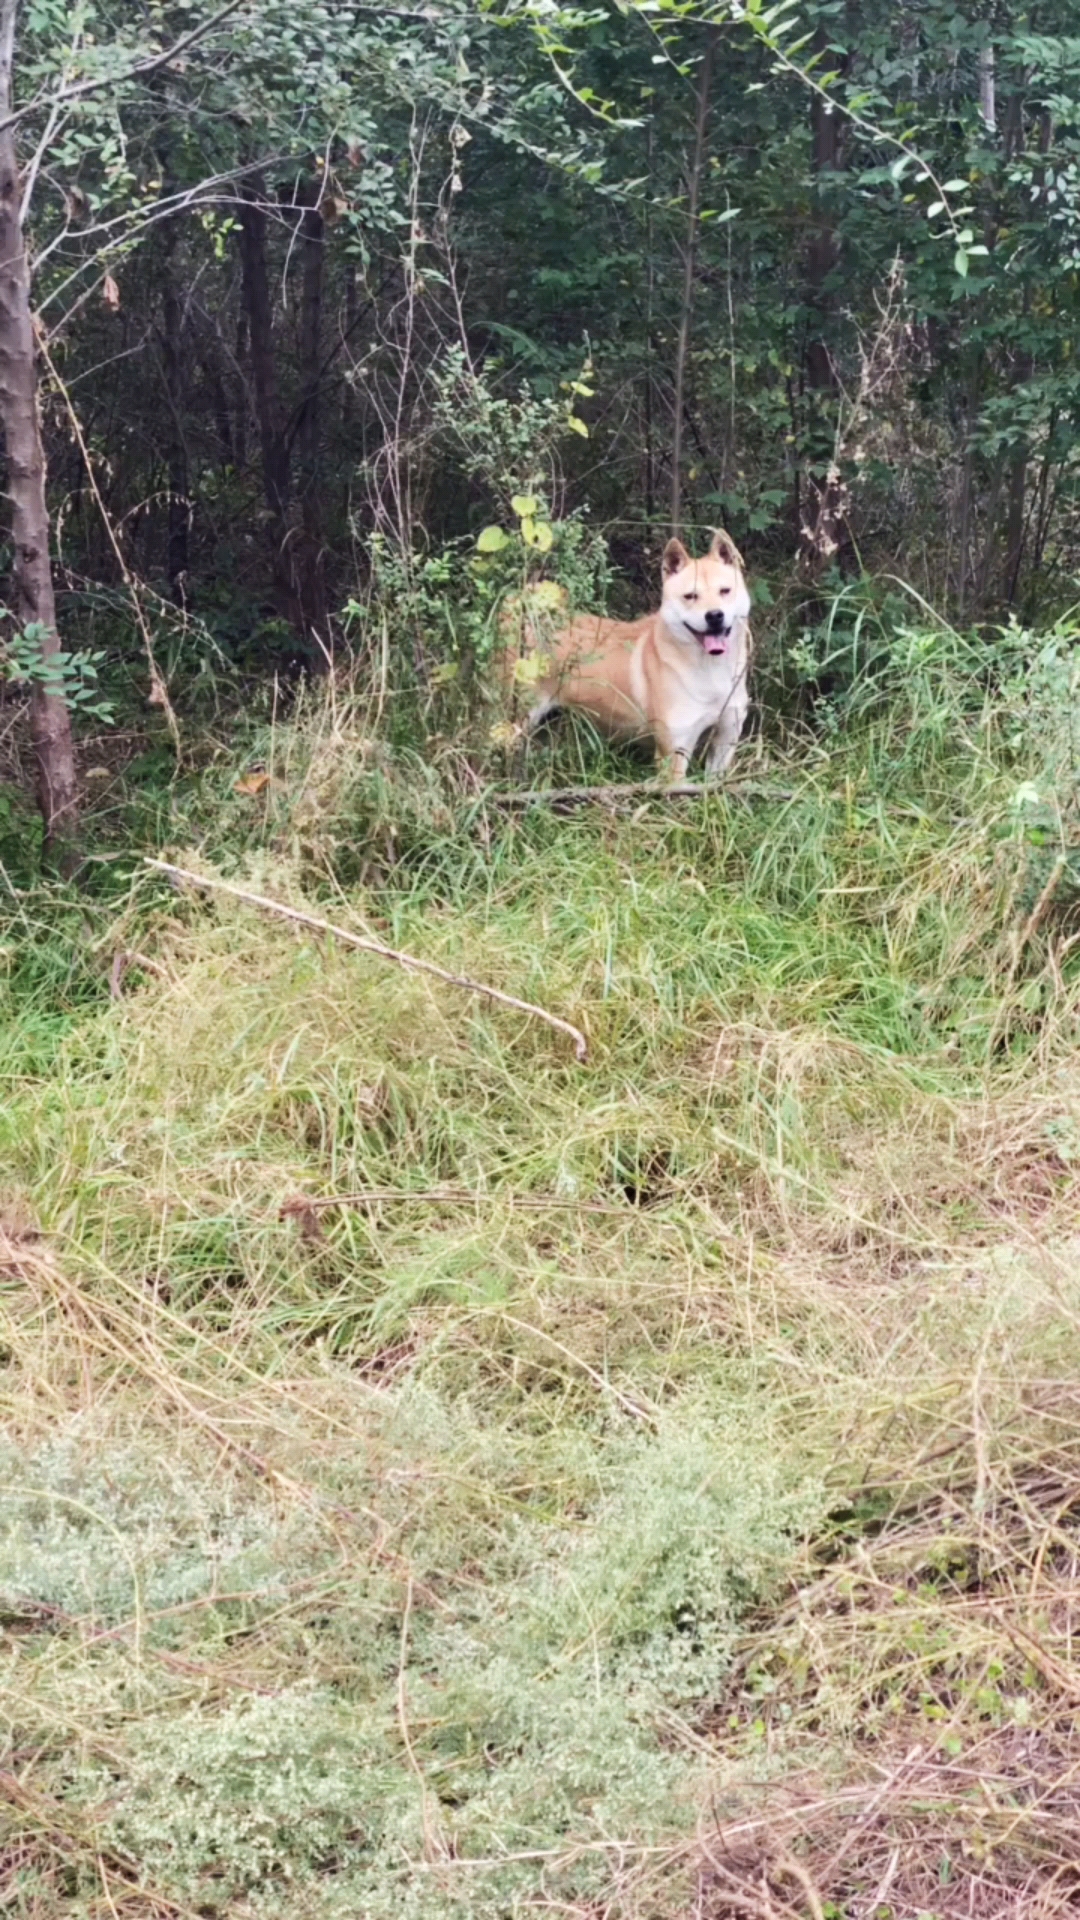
[700,610,731,656]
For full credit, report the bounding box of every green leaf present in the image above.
[942,179,969,192]
[476,525,510,552]
[954,248,969,277]
[511,494,538,517]
[566,414,589,438]
[926,200,945,218]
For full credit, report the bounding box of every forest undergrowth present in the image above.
[4,611,1080,1918]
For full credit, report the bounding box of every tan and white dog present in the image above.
[513,530,752,781]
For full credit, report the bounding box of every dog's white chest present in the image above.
[668,650,741,723]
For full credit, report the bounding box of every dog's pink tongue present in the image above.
[703,636,727,655]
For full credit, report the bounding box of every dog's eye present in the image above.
[719,586,731,596]
[684,591,699,603]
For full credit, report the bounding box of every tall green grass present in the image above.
[4,611,1080,1915]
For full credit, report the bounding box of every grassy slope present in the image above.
[3,703,1080,1918]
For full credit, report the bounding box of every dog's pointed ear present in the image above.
[710,528,745,570]
[662,538,690,577]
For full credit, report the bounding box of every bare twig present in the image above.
[772,1843,826,1920]
[496,1312,658,1422]
[144,858,589,1062]
[818,1744,924,1885]
[108,950,169,999]
[987,1608,1080,1702]
[397,1576,446,1861]
[988,850,1069,1055]
[694,1833,807,1920]
[37,329,181,752]
[20,93,62,228]
[1015,851,1069,960]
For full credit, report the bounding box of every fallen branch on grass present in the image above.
[144,858,589,1063]
[494,777,795,810]
[280,1187,633,1238]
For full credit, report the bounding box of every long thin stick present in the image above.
[280,1189,631,1216]
[495,779,795,809]
[145,858,588,1062]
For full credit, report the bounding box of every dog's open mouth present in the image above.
[701,634,728,656]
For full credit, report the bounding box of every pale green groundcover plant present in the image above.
[2,1396,822,1915]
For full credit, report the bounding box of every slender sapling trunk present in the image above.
[670,27,717,537]
[0,0,77,855]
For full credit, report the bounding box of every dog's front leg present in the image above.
[516,694,559,768]
[704,702,747,778]
[654,729,693,786]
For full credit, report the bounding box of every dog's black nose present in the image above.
[704,609,729,635]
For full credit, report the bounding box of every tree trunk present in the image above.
[955,353,981,621]
[1001,107,1050,605]
[203,346,235,472]
[978,44,996,133]
[237,174,300,639]
[798,27,851,579]
[670,26,717,536]
[1002,288,1032,606]
[233,305,248,472]
[159,214,190,604]
[1029,416,1059,592]
[0,1,77,857]
[804,75,844,406]
[293,179,329,664]
[644,119,656,529]
[1003,442,1027,604]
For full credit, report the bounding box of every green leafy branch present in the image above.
[732,0,988,278]
[3,619,114,723]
